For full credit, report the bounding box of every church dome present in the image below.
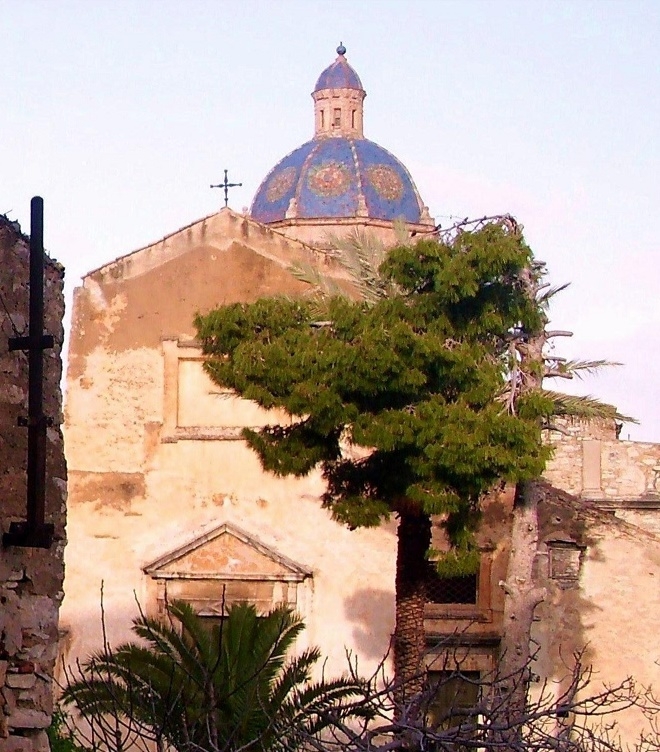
[314,43,363,92]
[251,137,423,224]
[251,45,430,227]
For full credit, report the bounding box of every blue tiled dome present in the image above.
[250,45,427,227]
[251,137,423,224]
[314,45,363,92]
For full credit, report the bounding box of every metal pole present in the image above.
[3,196,54,548]
[26,196,47,533]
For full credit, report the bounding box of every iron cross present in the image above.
[211,170,242,208]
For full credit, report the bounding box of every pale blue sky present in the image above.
[2,0,658,439]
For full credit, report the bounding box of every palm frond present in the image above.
[290,227,408,307]
[269,648,321,708]
[392,218,413,247]
[289,261,345,300]
[62,599,367,752]
[543,389,637,423]
[537,282,570,306]
[545,359,621,380]
[561,359,621,378]
[326,227,403,303]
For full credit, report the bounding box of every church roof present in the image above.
[251,136,423,223]
[251,45,426,225]
[313,43,363,91]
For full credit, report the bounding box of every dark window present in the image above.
[333,108,341,127]
[198,614,226,634]
[426,562,478,604]
[320,110,325,128]
[351,109,356,128]
[198,613,265,637]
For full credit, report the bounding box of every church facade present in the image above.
[61,46,660,742]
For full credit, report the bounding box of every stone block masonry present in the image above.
[0,215,66,752]
[544,418,660,503]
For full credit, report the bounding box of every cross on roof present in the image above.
[210,169,242,208]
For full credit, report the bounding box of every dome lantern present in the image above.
[312,43,365,138]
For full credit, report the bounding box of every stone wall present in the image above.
[544,417,660,503]
[0,216,66,752]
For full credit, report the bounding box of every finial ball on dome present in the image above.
[337,42,346,56]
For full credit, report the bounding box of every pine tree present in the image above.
[195,221,551,700]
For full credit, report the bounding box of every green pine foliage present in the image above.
[195,226,552,550]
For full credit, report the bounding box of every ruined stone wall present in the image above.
[545,436,660,499]
[547,416,618,442]
[544,416,660,504]
[0,218,66,752]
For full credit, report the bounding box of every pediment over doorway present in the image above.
[143,522,312,583]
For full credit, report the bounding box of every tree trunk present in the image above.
[497,479,546,727]
[496,260,548,746]
[393,510,431,710]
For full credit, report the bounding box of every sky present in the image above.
[1,0,658,441]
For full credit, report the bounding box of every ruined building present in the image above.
[0,214,67,752]
[62,46,660,742]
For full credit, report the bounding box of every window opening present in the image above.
[426,562,478,604]
[198,614,226,634]
[198,613,266,638]
[351,109,356,128]
[333,108,341,127]
[320,110,325,129]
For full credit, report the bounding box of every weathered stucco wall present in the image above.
[532,486,660,743]
[0,217,67,752]
[536,419,660,740]
[62,210,396,680]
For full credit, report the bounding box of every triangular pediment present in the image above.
[143,523,311,582]
[84,209,318,283]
